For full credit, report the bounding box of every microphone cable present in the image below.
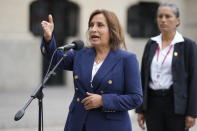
[42,48,58,86]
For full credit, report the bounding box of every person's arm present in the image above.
[185,40,197,129]
[135,40,151,130]
[40,14,75,70]
[40,14,55,57]
[135,40,151,113]
[101,53,143,111]
[41,36,75,70]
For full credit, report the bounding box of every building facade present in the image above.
[0,0,196,89]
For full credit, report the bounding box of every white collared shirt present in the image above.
[149,31,184,90]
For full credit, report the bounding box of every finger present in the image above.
[86,92,94,96]
[41,21,48,27]
[81,98,87,103]
[185,120,189,129]
[48,14,53,24]
[83,99,91,106]
[185,123,190,129]
[140,123,145,130]
[140,121,145,130]
[84,104,94,110]
[185,120,191,129]
[41,21,48,24]
[186,121,194,129]
[81,96,91,103]
[137,119,145,130]
[84,104,91,109]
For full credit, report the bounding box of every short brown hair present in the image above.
[88,9,127,50]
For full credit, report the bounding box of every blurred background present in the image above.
[0,0,197,130]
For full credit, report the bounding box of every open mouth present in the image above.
[91,35,100,41]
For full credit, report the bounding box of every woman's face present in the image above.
[157,6,180,33]
[89,14,110,48]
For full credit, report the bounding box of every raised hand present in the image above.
[41,14,54,42]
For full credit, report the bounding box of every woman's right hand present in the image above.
[137,113,146,130]
[41,14,54,42]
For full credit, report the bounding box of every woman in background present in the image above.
[136,2,197,131]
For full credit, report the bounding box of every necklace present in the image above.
[95,56,105,64]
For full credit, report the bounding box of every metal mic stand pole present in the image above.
[14,52,68,131]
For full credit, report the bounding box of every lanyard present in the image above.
[156,44,173,65]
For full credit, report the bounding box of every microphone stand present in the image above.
[14,51,68,131]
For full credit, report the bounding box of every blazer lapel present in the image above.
[172,42,183,71]
[148,42,158,69]
[80,48,96,93]
[91,50,120,90]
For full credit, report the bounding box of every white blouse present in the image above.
[91,61,103,81]
[149,31,184,90]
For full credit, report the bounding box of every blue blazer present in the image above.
[41,37,143,131]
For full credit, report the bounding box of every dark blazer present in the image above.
[136,37,197,118]
[41,37,143,131]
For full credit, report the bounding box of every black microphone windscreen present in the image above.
[14,109,25,121]
[72,40,84,50]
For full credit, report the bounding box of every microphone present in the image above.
[14,108,25,121]
[58,40,84,51]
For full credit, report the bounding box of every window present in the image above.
[127,2,159,38]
